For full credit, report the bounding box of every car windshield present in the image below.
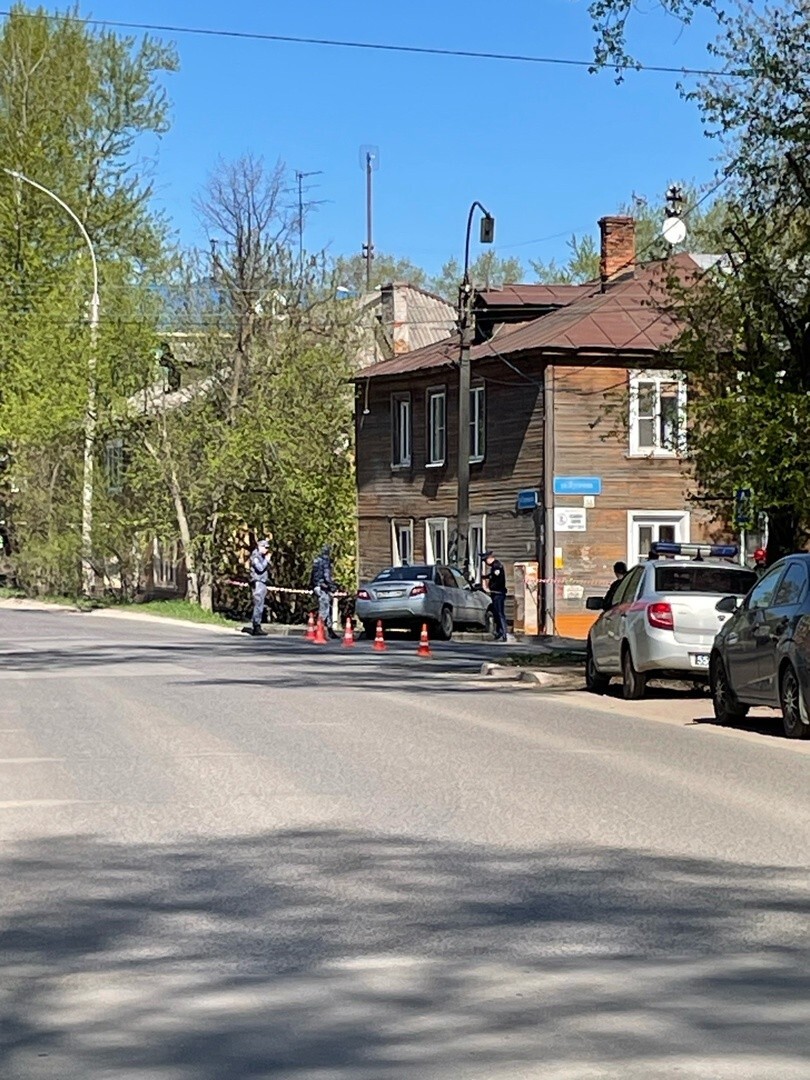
[654,565,757,596]
[373,566,433,582]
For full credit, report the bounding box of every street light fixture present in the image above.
[3,168,99,597]
[457,201,495,578]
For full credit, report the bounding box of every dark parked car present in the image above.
[710,554,810,739]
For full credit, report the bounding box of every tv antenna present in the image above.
[661,184,687,247]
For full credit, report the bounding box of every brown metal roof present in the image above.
[476,283,588,307]
[359,335,458,378]
[361,255,703,379]
[478,255,699,357]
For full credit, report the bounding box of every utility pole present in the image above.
[295,169,322,280]
[3,168,100,598]
[457,202,495,578]
[359,146,379,291]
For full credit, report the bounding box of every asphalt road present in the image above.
[1,607,808,1080]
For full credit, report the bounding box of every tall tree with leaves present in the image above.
[590,0,810,558]
[0,4,176,593]
[131,155,358,610]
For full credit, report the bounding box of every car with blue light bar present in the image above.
[584,542,758,699]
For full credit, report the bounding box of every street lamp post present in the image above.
[457,201,494,578]
[3,168,99,597]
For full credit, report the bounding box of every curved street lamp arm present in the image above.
[463,200,493,283]
[2,167,99,318]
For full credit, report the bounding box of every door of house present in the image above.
[627,511,690,565]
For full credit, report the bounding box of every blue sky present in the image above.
[66,1,724,275]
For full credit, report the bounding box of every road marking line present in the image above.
[0,757,66,764]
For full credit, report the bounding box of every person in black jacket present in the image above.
[311,543,339,639]
[481,550,508,642]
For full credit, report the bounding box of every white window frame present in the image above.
[470,384,486,463]
[425,517,449,565]
[626,511,690,566]
[391,392,412,468]
[426,387,446,467]
[628,370,687,457]
[469,514,487,582]
[390,518,414,567]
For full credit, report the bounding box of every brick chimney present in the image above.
[599,215,635,288]
[379,282,411,355]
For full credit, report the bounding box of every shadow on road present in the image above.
[1,829,809,1079]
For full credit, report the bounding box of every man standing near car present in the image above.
[603,561,628,609]
[482,550,508,642]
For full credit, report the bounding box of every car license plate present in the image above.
[690,653,710,669]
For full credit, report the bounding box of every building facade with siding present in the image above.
[355,217,721,637]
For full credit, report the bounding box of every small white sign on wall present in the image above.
[563,583,585,600]
[554,508,587,532]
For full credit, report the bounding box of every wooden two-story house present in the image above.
[355,216,721,638]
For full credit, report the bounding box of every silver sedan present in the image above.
[586,553,757,699]
[355,564,495,641]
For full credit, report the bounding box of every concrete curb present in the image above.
[480,661,583,689]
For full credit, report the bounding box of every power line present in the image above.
[0,8,746,79]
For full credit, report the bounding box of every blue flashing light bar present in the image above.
[649,541,739,560]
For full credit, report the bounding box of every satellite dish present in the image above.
[662,215,687,246]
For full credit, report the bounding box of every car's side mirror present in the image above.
[586,596,606,611]
[715,595,741,614]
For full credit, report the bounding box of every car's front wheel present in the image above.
[436,606,453,641]
[710,654,749,725]
[622,646,647,700]
[780,663,810,739]
[585,642,610,694]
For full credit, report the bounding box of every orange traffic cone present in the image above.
[342,617,355,648]
[306,611,316,641]
[372,619,387,652]
[416,623,432,658]
[314,616,327,645]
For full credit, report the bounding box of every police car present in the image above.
[585,543,758,700]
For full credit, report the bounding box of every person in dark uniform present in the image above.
[603,561,628,608]
[311,543,340,639]
[481,550,508,642]
[248,538,271,636]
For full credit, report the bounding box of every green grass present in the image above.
[0,585,26,600]
[129,600,235,627]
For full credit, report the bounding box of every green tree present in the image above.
[591,0,810,558]
[334,251,430,295]
[0,4,177,594]
[430,252,526,300]
[130,156,358,611]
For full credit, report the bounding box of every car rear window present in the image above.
[654,565,757,596]
[374,566,432,582]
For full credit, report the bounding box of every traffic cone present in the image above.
[305,611,316,641]
[416,623,432,658]
[372,619,387,652]
[342,617,355,648]
[314,616,327,645]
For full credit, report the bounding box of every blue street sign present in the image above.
[553,476,602,497]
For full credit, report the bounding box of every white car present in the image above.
[585,544,758,699]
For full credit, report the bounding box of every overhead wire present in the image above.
[0,8,747,79]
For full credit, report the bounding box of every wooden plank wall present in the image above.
[549,364,717,636]
[356,360,544,586]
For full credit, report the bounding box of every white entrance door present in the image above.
[627,511,690,565]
